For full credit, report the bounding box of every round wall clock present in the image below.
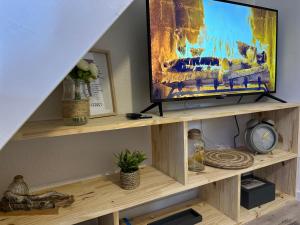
[244,119,278,154]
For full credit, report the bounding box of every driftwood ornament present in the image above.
[0,175,74,212]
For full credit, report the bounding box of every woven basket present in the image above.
[62,100,89,126]
[120,170,140,190]
[205,150,254,169]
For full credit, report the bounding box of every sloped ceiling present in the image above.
[0,0,134,150]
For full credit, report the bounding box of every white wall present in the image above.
[256,0,300,102]
[13,0,253,187]
[1,0,299,224]
[0,0,134,151]
[256,0,300,199]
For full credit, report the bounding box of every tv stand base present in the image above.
[255,93,287,103]
[141,102,163,117]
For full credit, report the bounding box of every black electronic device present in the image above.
[146,0,279,103]
[126,113,153,120]
[241,175,275,209]
[148,208,202,225]
[142,0,284,116]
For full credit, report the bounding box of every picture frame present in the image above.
[83,49,117,118]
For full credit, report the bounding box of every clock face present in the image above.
[252,126,276,152]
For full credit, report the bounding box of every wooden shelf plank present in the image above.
[126,199,236,225]
[239,191,296,224]
[188,149,298,187]
[14,103,299,140]
[126,192,296,225]
[164,102,299,121]
[0,149,296,225]
[199,175,241,221]
[0,167,184,225]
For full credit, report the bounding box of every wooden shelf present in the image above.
[239,191,296,224]
[3,103,298,225]
[188,149,298,187]
[0,167,182,225]
[14,102,299,140]
[0,149,296,225]
[127,199,236,225]
[124,192,296,225]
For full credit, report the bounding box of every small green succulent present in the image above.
[115,149,147,173]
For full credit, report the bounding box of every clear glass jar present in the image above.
[62,76,90,126]
[188,129,205,172]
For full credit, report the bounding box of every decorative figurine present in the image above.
[0,175,74,212]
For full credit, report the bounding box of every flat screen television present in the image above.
[147,0,278,102]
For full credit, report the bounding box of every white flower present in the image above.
[89,63,98,77]
[77,59,90,71]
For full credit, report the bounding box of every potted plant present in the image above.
[115,149,146,190]
[62,59,98,126]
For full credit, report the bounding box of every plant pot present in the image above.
[62,77,90,126]
[62,99,89,125]
[120,170,140,190]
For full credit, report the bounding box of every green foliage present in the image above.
[69,67,96,83]
[115,149,147,173]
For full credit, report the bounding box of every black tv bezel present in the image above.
[146,0,278,103]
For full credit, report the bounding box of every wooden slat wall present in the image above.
[254,159,297,197]
[98,212,119,225]
[199,175,241,222]
[151,122,188,184]
[254,107,300,154]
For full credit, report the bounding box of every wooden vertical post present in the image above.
[98,212,119,225]
[151,122,188,184]
[199,175,241,222]
[254,158,297,197]
[254,107,300,154]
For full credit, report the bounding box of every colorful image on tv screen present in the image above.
[148,0,277,101]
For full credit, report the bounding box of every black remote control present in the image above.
[126,113,152,120]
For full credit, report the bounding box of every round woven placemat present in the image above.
[205,150,254,169]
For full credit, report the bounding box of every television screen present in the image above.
[147,0,278,102]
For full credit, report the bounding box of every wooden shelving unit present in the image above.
[125,191,295,225]
[2,103,299,225]
[188,148,297,186]
[239,191,295,224]
[127,199,237,225]
[14,102,298,141]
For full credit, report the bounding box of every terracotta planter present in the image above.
[120,170,140,190]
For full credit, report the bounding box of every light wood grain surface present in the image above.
[199,175,241,221]
[13,103,299,140]
[98,212,119,225]
[188,149,297,186]
[151,122,188,184]
[239,192,296,224]
[254,159,297,197]
[127,199,236,225]
[4,103,298,225]
[254,107,300,154]
[128,191,295,225]
[244,201,300,225]
[0,149,296,225]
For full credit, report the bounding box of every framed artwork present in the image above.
[83,49,117,118]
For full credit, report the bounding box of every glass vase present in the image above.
[62,76,90,126]
[188,129,206,172]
